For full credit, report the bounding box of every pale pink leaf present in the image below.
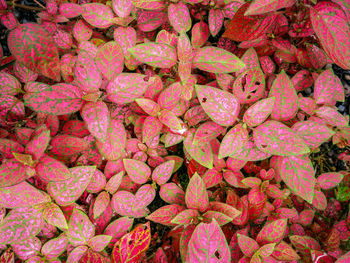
[41,234,68,259]
[42,202,68,230]
[315,106,348,127]
[123,158,151,184]
[256,219,288,245]
[168,2,191,33]
[36,154,72,182]
[185,173,209,213]
[314,69,345,105]
[12,236,41,260]
[184,131,213,169]
[187,219,231,262]
[82,3,114,29]
[152,160,175,185]
[47,166,96,206]
[243,97,275,127]
[209,9,224,37]
[219,123,248,159]
[87,235,112,252]
[93,191,110,219]
[104,217,134,245]
[67,209,95,247]
[159,183,186,205]
[317,172,344,189]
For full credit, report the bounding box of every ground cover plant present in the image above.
[0,0,349,261]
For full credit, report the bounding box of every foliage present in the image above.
[0,0,349,262]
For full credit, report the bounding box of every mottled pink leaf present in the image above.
[152,160,175,185]
[111,191,148,218]
[184,131,213,169]
[81,101,110,143]
[95,41,124,81]
[0,207,43,245]
[229,138,271,161]
[335,251,350,263]
[193,47,245,73]
[191,21,210,49]
[42,202,68,230]
[185,173,209,213]
[104,217,134,246]
[74,52,101,94]
[278,155,315,203]
[0,159,26,188]
[269,70,298,121]
[272,241,300,261]
[123,158,151,184]
[245,0,295,15]
[171,209,199,225]
[59,3,84,18]
[194,121,225,148]
[243,97,275,127]
[195,85,240,126]
[114,26,136,59]
[310,2,350,69]
[12,236,41,260]
[36,154,71,182]
[87,235,112,252]
[96,120,126,161]
[209,9,224,37]
[0,72,21,95]
[47,166,95,206]
[93,191,110,219]
[112,0,133,18]
[146,204,185,226]
[292,121,335,149]
[317,172,344,190]
[0,182,50,208]
[82,3,114,29]
[237,234,259,257]
[50,135,88,157]
[314,69,344,105]
[131,0,165,10]
[289,235,321,254]
[187,219,231,262]
[66,246,88,262]
[129,43,177,68]
[107,73,147,104]
[160,183,186,205]
[219,123,248,159]
[315,106,348,127]
[41,234,68,259]
[8,23,60,81]
[67,209,95,247]
[158,109,184,131]
[254,120,310,156]
[256,219,287,245]
[105,171,124,195]
[168,2,191,33]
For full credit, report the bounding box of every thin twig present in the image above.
[33,0,46,9]
[13,3,45,11]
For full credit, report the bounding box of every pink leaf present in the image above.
[131,0,165,10]
[152,160,175,185]
[157,82,182,111]
[185,173,209,213]
[202,168,223,188]
[310,2,350,69]
[195,85,240,126]
[237,234,259,257]
[193,47,245,73]
[104,217,134,246]
[335,251,350,263]
[159,183,186,205]
[272,241,300,261]
[0,159,26,188]
[0,72,21,95]
[171,209,199,225]
[219,123,248,159]
[317,172,344,189]
[25,127,50,160]
[12,236,41,260]
[36,154,71,182]
[0,207,43,244]
[278,155,316,203]
[112,0,133,18]
[67,209,95,247]
[187,219,231,262]
[256,219,287,245]
[8,23,60,81]
[0,182,50,208]
[202,210,233,226]
[93,191,110,219]
[42,202,68,230]
[114,27,137,59]
[177,32,192,62]
[315,106,348,127]
[24,82,83,115]
[82,3,114,29]
[123,159,151,184]
[81,101,110,143]
[253,120,310,156]
[105,171,124,195]
[243,97,275,127]
[146,204,185,226]
[311,190,327,211]
[269,70,298,121]
[107,73,148,104]
[87,235,112,252]
[128,43,177,68]
[245,0,295,16]
[47,166,95,206]
[50,135,88,157]
[158,109,185,131]
[135,184,156,208]
[194,121,225,148]
[314,69,345,105]
[292,121,335,149]
[191,21,210,49]
[168,2,191,33]
[96,120,127,161]
[111,191,148,218]
[59,3,84,18]
[209,9,224,37]
[0,138,24,158]
[41,234,68,259]
[229,138,271,161]
[74,52,102,94]
[95,41,124,81]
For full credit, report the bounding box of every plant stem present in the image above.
[13,3,45,11]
